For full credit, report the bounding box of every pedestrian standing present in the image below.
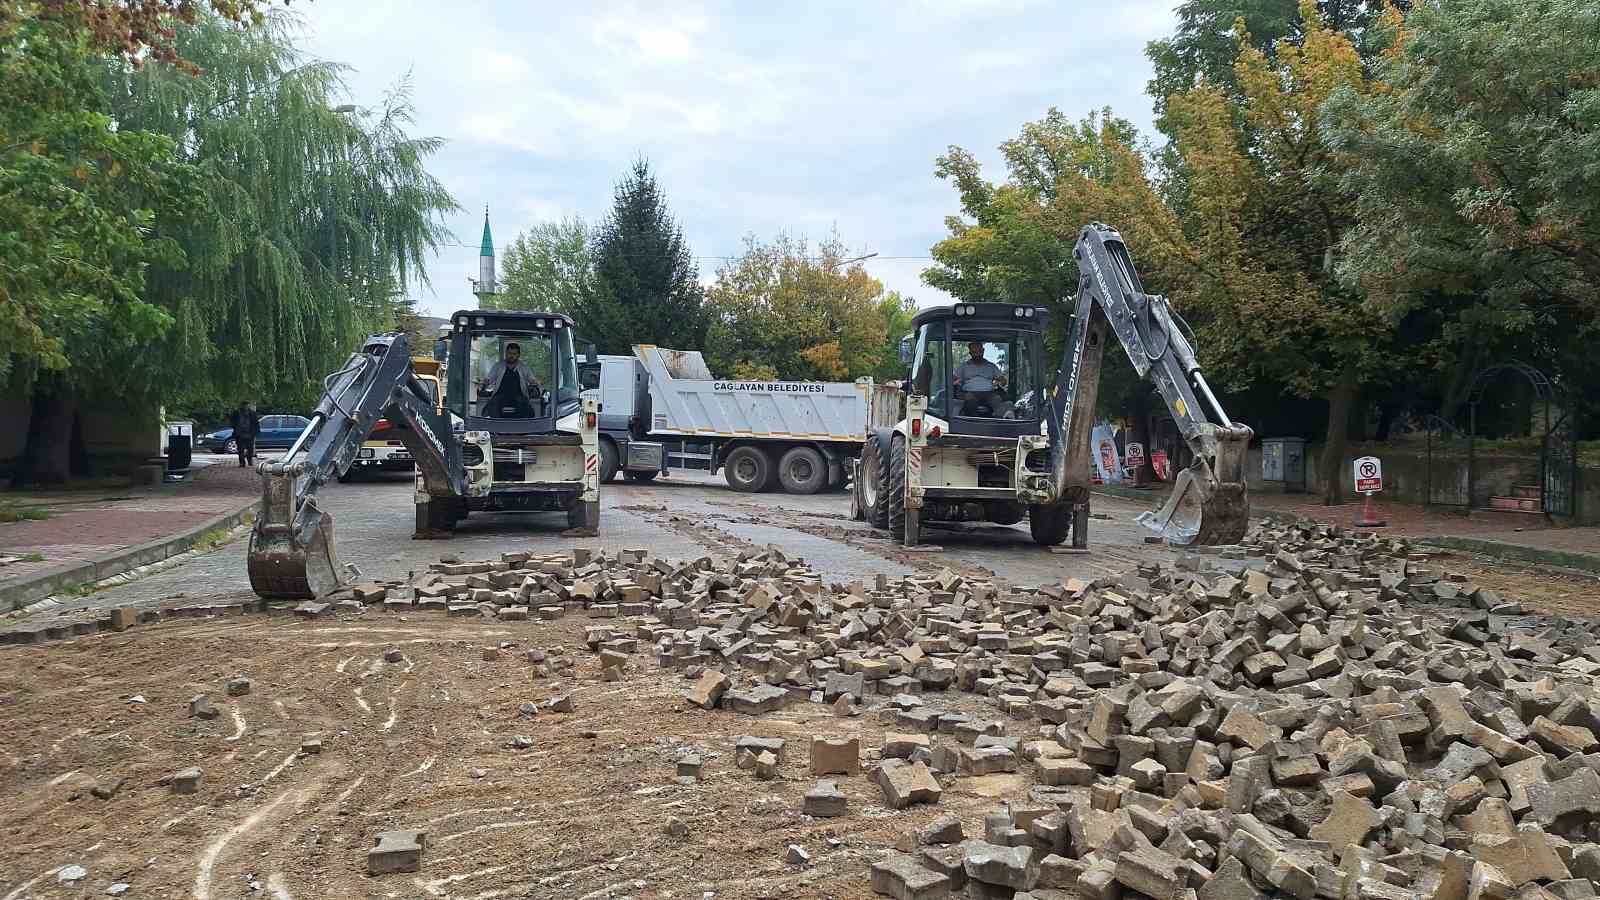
[229,401,261,468]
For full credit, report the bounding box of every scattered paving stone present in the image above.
[547,694,574,713]
[804,779,848,817]
[188,695,218,720]
[876,760,941,809]
[225,677,251,697]
[870,852,952,899]
[384,649,404,663]
[169,767,202,794]
[368,829,425,875]
[664,817,689,838]
[57,865,86,883]
[300,735,322,754]
[786,844,810,865]
[810,735,860,775]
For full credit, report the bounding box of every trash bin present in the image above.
[167,422,193,472]
[1261,437,1306,493]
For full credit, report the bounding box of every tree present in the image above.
[577,160,705,353]
[704,234,889,381]
[108,11,458,417]
[3,5,196,483]
[1161,0,1398,504]
[10,0,271,71]
[1322,0,1600,410]
[495,217,592,318]
[868,291,918,381]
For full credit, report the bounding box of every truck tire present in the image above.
[888,438,910,544]
[861,434,890,529]
[1028,503,1071,546]
[777,446,826,495]
[723,446,771,493]
[599,439,621,484]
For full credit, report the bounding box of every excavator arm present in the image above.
[1045,223,1253,546]
[247,333,464,599]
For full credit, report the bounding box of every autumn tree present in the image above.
[494,217,592,318]
[1322,0,1600,413]
[705,234,888,381]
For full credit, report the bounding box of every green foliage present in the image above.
[575,160,705,354]
[0,7,195,390]
[494,217,592,317]
[704,234,892,381]
[1322,0,1600,390]
[0,500,52,524]
[108,11,459,414]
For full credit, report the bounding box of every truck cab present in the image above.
[345,357,443,480]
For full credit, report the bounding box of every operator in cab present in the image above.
[953,341,1011,417]
[477,342,542,417]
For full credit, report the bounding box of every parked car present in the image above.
[196,414,312,454]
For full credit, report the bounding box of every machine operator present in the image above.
[477,342,542,417]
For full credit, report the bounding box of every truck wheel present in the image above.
[777,447,826,495]
[723,446,771,493]
[1028,503,1071,546]
[861,434,890,529]
[599,439,620,484]
[888,438,910,544]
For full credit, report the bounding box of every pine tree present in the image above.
[577,160,706,353]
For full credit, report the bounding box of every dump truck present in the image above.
[246,309,601,599]
[852,223,1252,548]
[584,346,868,494]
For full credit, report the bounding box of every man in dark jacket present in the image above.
[229,401,261,467]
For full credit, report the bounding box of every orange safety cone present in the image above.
[1357,491,1387,528]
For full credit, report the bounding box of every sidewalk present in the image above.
[1095,483,1600,573]
[0,461,261,610]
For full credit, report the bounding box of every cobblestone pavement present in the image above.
[9,470,1182,623]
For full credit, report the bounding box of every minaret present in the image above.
[473,207,497,308]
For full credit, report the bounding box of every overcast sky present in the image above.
[297,1,1179,319]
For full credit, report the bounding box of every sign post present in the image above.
[1353,456,1386,528]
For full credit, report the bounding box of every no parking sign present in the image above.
[1353,456,1383,493]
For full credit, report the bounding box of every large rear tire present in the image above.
[599,439,621,484]
[861,434,890,529]
[723,446,771,493]
[777,446,827,495]
[888,438,909,544]
[1028,503,1071,546]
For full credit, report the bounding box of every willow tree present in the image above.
[108,11,458,415]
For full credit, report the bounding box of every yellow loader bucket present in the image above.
[1135,424,1252,546]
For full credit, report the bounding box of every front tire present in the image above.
[861,434,891,529]
[723,446,772,493]
[777,446,826,495]
[1028,503,1071,546]
[599,439,621,484]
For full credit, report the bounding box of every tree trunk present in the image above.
[1374,402,1397,441]
[1319,367,1359,506]
[12,376,79,487]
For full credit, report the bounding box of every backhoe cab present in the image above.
[853,223,1252,549]
[246,309,600,600]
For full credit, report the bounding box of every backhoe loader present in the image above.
[852,223,1252,547]
[246,310,601,599]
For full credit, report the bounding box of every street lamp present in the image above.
[829,252,878,270]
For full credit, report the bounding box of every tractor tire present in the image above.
[777,446,827,495]
[723,446,772,493]
[1028,503,1071,546]
[888,438,909,544]
[861,433,890,529]
[623,470,657,483]
[599,439,621,484]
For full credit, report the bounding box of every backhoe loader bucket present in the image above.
[246,463,349,599]
[1135,424,1252,546]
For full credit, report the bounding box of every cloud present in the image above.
[294,0,1178,318]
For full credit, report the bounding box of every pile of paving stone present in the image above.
[459,522,1599,900]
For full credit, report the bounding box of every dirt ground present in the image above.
[0,608,1055,900]
[4,474,1599,899]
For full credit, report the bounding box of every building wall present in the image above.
[0,398,161,478]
